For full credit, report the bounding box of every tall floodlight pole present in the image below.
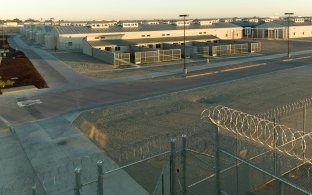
[285,12,294,58]
[179,14,189,76]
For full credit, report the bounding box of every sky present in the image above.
[1,0,312,21]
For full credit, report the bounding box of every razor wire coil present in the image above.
[201,105,312,164]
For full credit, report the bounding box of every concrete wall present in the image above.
[93,45,130,53]
[57,34,84,50]
[82,37,93,56]
[114,27,243,40]
[92,48,115,64]
[289,25,312,38]
[129,45,157,55]
[162,43,197,58]
[44,35,56,50]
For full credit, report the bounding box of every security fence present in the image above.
[135,51,159,64]
[211,44,232,56]
[250,42,262,53]
[196,47,209,58]
[4,97,312,194]
[134,49,181,64]
[158,49,181,62]
[202,105,312,194]
[114,53,131,66]
[230,43,249,55]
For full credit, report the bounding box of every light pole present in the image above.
[285,12,294,58]
[179,14,189,76]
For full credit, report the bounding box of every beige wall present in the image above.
[56,26,243,50]
[118,27,243,40]
[289,26,312,38]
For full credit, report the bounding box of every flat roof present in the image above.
[88,35,218,47]
[54,23,241,35]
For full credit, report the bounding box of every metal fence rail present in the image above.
[202,105,312,194]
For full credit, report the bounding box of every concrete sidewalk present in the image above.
[12,115,149,195]
[9,35,94,89]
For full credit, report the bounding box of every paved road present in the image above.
[0,53,311,125]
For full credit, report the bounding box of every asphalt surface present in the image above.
[0,53,310,125]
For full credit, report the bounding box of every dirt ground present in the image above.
[0,36,47,94]
[51,51,115,73]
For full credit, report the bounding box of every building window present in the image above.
[105,47,112,51]
[68,42,73,46]
[166,34,170,36]
[141,35,146,37]
[204,32,207,34]
[162,34,165,36]
[293,32,296,36]
[199,32,202,34]
[226,34,228,37]
[147,35,151,37]
[115,46,120,51]
[148,44,153,48]
[156,44,161,48]
[303,32,305,35]
[95,37,100,39]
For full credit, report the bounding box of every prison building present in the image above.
[21,24,53,46]
[253,21,312,40]
[48,21,243,50]
[82,34,219,65]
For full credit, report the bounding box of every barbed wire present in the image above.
[257,97,312,120]
[201,105,312,164]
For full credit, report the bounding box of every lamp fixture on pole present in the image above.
[179,14,189,76]
[284,12,294,58]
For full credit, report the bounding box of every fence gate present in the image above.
[135,51,159,64]
[114,53,130,66]
[159,49,181,62]
[197,47,209,58]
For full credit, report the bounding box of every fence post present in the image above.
[97,160,104,195]
[214,125,221,195]
[302,106,306,162]
[162,173,165,195]
[170,139,176,195]
[279,181,285,195]
[32,185,36,195]
[75,168,82,195]
[273,117,278,176]
[181,134,187,195]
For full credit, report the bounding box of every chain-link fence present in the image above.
[230,43,249,55]
[196,47,209,58]
[4,97,312,194]
[159,49,181,62]
[114,53,130,66]
[201,104,312,194]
